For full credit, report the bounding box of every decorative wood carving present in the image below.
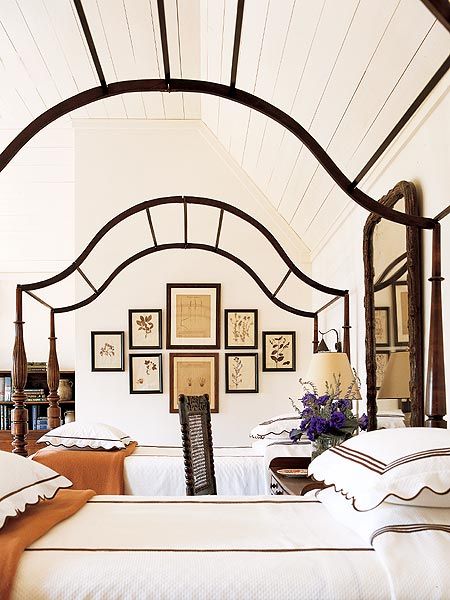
[47,311,61,429]
[363,181,424,430]
[179,394,217,496]
[11,287,28,456]
[425,224,446,427]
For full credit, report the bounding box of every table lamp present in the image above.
[306,352,361,409]
[377,351,410,415]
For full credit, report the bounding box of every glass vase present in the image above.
[311,433,347,460]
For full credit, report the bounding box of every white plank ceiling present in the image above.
[0,0,449,253]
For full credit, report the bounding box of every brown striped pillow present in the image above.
[250,413,299,440]
[0,450,72,529]
[308,428,450,511]
[37,422,132,450]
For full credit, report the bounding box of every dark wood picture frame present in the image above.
[91,331,125,372]
[166,284,221,349]
[225,353,259,393]
[392,282,409,347]
[224,309,258,349]
[374,306,390,347]
[169,353,219,413]
[363,181,423,429]
[128,309,162,349]
[262,331,296,372]
[129,353,163,394]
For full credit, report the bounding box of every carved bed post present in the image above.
[425,223,446,427]
[11,287,28,456]
[47,310,61,430]
[313,315,318,353]
[343,293,351,361]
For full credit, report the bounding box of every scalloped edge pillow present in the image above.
[37,422,132,450]
[0,450,72,529]
[249,413,299,440]
[308,427,450,511]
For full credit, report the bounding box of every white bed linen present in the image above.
[12,495,389,600]
[124,446,267,496]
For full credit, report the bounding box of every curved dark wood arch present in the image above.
[0,79,435,230]
[20,196,346,315]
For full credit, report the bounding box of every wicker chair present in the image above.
[178,394,217,496]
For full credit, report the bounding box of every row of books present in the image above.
[27,361,47,373]
[0,404,48,430]
[0,377,12,402]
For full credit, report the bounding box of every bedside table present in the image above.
[269,460,327,496]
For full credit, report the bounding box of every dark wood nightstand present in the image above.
[269,457,327,496]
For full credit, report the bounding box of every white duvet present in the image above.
[12,495,389,600]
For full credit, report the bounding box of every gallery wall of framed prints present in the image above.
[90,282,298,412]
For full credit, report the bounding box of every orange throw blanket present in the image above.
[32,441,137,494]
[0,488,95,600]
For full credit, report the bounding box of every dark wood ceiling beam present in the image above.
[352,54,450,187]
[157,0,171,86]
[230,0,245,90]
[73,0,107,93]
[0,78,436,229]
[420,0,450,32]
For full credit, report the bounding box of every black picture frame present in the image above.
[166,283,221,349]
[262,331,296,372]
[128,309,162,349]
[91,331,124,372]
[374,306,390,347]
[224,309,258,349]
[129,353,163,394]
[225,353,259,393]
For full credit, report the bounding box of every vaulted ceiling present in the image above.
[0,0,449,253]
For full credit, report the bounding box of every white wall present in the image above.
[311,75,450,417]
[74,120,314,445]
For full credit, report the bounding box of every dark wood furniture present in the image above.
[178,394,217,496]
[364,181,424,430]
[0,367,75,453]
[269,457,326,496]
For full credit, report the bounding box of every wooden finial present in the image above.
[11,287,28,456]
[47,311,61,430]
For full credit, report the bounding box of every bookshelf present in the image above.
[0,369,75,454]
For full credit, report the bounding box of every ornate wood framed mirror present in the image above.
[364,181,424,430]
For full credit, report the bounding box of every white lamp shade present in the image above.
[306,352,361,399]
[377,351,410,399]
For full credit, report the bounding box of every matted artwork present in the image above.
[129,353,163,394]
[392,282,409,346]
[224,309,258,349]
[128,309,162,349]
[167,284,221,349]
[225,353,258,393]
[374,306,390,347]
[262,331,296,372]
[169,353,219,413]
[91,331,124,372]
[376,351,390,389]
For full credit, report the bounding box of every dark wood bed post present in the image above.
[11,287,28,456]
[343,293,351,361]
[47,310,61,429]
[313,315,318,353]
[425,223,446,427]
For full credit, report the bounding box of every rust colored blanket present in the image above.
[32,441,137,494]
[0,488,94,600]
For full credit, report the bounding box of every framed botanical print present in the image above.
[392,282,409,346]
[375,351,390,389]
[91,331,124,372]
[262,331,296,372]
[167,284,221,349]
[374,306,390,347]
[224,309,258,349]
[128,309,162,349]
[225,353,258,393]
[169,353,219,413]
[129,353,163,394]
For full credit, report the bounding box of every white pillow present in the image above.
[37,421,132,450]
[308,428,450,511]
[0,450,72,529]
[249,413,299,440]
